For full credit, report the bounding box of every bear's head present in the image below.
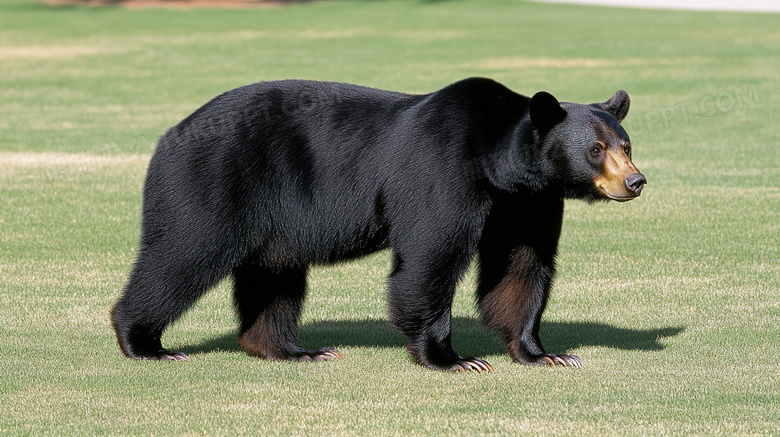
[529,90,646,202]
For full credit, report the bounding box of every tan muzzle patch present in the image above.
[594,148,645,201]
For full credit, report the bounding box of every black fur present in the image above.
[111,78,642,371]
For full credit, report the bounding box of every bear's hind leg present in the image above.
[233,264,342,362]
[111,251,227,361]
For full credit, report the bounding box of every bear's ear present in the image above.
[530,91,566,132]
[602,90,630,122]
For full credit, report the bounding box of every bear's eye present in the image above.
[590,147,602,157]
[623,144,632,156]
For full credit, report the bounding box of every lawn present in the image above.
[0,0,778,434]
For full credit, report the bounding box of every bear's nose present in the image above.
[625,173,647,196]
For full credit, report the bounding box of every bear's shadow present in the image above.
[180,318,685,358]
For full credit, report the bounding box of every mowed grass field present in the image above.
[1,0,778,434]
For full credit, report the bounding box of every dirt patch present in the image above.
[476,57,616,69]
[0,45,107,60]
[1,152,75,168]
[47,0,302,8]
[0,151,150,181]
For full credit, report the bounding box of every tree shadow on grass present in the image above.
[180,317,685,358]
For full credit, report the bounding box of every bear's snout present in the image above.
[625,173,647,196]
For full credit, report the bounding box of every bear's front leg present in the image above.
[477,245,582,368]
[387,251,492,373]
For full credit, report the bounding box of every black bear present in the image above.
[111,78,646,372]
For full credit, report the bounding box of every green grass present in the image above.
[1,0,778,434]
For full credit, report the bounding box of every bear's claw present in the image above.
[159,351,190,361]
[447,357,493,373]
[534,354,581,367]
[294,348,343,362]
[137,350,189,361]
